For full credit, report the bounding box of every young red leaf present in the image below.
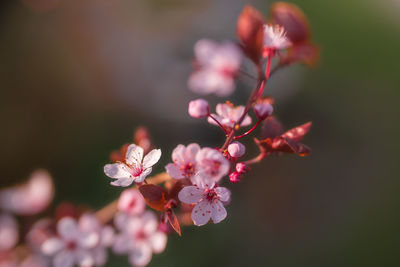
[166,209,181,236]
[261,116,284,139]
[139,184,167,212]
[275,137,311,156]
[281,122,312,142]
[237,5,265,64]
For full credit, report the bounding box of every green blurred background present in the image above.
[1,0,399,266]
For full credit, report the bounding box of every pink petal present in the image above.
[194,39,218,65]
[0,213,18,251]
[41,237,64,255]
[110,178,133,187]
[215,187,231,202]
[118,189,145,216]
[191,201,212,226]
[210,201,227,224]
[142,149,162,169]
[184,143,201,161]
[141,211,158,235]
[171,144,185,162]
[129,243,153,267]
[104,163,131,179]
[53,250,74,267]
[178,186,203,204]
[134,167,152,183]
[125,144,144,166]
[165,163,184,179]
[57,217,79,240]
[112,234,132,254]
[150,231,167,254]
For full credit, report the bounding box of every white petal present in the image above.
[141,211,158,235]
[57,217,79,240]
[142,149,161,169]
[53,250,75,267]
[129,243,153,267]
[210,201,227,224]
[191,201,212,226]
[104,163,131,179]
[134,167,152,183]
[78,231,99,249]
[76,250,95,267]
[171,144,185,162]
[178,186,203,204]
[241,114,253,127]
[100,225,115,247]
[113,212,130,231]
[165,163,184,179]
[150,231,167,254]
[215,187,231,202]
[126,144,144,166]
[41,237,64,255]
[79,213,100,232]
[110,178,133,187]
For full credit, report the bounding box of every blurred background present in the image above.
[1,0,399,266]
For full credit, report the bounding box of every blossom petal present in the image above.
[150,231,167,254]
[126,144,144,166]
[141,211,158,235]
[215,187,231,202]
[185,143,201,161]
[211,201,227,224]
[191,201,212,226]
[171,144,185,162]
[165,163,184,179]
[104,163,131,179]
[241,114,253,127]
[129,243,153,267]
[178,186,203,204]
[76,250,95,267]
[112,234,132,254]
[53,250,74,267]
[57,217,79,240]
[110,178,133,187]
[41,237,64,255]
[194,39,218,65]
[142,149,161,169]
[93,247,107,266]
[134,167,152,183]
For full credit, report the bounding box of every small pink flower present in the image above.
[229,172,241,183]
[118,189,146,216]
[194,148,230,187]
[41,216,101,267]
[263,24,292,53]
[113,211,167,267]
[104,144,161,187]
[165,143,200,180]
[188,98,210,118]
[235,162,250,174]
[207,102,252,129]
[0,170,54,216]
[228,141,246,158]
[0,213,18,252]
[254,102,274,120]
[178,184,231,226]
[188,39,243,97]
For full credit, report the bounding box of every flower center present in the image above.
[135,230,147,241]
[130,165,143,177]
[180,162,196,177]
[66,240,77,251]
[204,189,219,202]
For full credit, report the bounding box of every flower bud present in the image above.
[229,172,241,183]
[236,162,250,174]
[228,141,246,158]
[254,102,273,120]
[188,99,209,118]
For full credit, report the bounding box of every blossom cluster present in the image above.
[0,3,318,267]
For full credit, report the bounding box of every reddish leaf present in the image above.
[166,209,181,236]
[236,5,265,64]
[281,122,312,142]
[281,137,311,156]
[139,184,167,212]
[261,116,284,139]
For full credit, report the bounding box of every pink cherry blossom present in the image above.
[118,189,146,216]
[104,144,161,187]
[178,184,231,226]
[254,102,273,120]
[165,143,200,180]
[188,39,243,97]
[113,211,167,267]
[228,141,246,158]
[263,24,292,53]
[188,99,209,118]
[207,102,252,129]
[41,215,103,267]
[0,170,54,216]
[0,214,18,252]
[194,148,230,187]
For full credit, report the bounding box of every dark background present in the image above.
[1,0,399,266]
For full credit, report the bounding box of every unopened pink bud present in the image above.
[236,162,250,174]
[254,102,273,120]
[188,99,209,118]
[228,141,246,158]
[229,172,241,183]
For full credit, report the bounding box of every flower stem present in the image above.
[208,114,228,135]
[234,119,262,140]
